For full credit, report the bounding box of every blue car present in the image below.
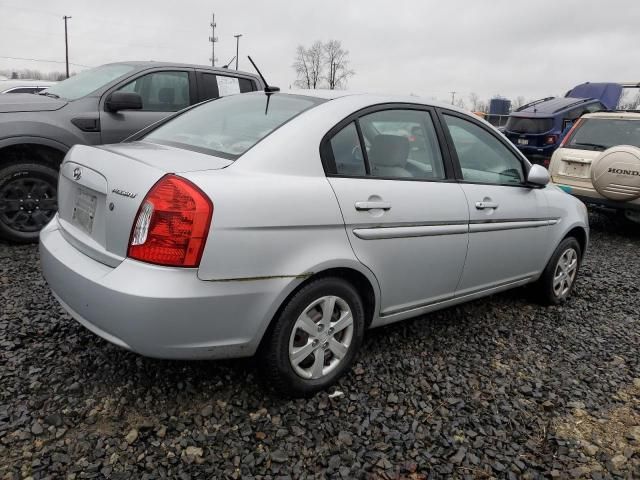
[504,83,623,166]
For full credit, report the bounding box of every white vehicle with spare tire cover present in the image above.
[549,111,640,225]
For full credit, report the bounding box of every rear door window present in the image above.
[359,109,445,180]
[198,73,255,101]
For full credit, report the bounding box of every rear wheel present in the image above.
[618,208,640,228]
[0,163,58,243]
[534,237,581,305]
[260,277,365,397]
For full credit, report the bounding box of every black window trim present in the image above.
[435,107,539,189]
[195,70,219,100]
[320,102,458,183]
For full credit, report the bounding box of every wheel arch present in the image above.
[0,137,70,169]
[563,225,588,257]
[256,264,381,354]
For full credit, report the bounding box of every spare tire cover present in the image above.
[590,145,640,201]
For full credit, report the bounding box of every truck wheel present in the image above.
[0,163,58,243]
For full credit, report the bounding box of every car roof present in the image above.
[278,89,469,112]
[512,97,598,117]
[102,61,260,77]
[582,111,640,120]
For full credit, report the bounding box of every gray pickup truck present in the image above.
[0,61,264,242]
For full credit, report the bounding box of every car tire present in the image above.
[617,209,640,229]
[260,277,365,397]
[0,163,59,243]
[534,237,582,305]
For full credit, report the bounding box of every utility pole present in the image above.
[234,34,242,70]
[209,13,218,66]
[450,91,456,105]
[63,15,71,78]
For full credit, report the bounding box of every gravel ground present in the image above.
[1,212,639,479]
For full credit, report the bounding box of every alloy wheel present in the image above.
[553,248,578,298]
[0,176,57,233]
[288,295,354,380]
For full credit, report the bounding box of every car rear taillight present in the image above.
[544,134,558,145]
[559,119,583,148]
[128,174,213,267]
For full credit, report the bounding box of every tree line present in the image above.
[0,69,69,81]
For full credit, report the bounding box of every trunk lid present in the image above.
[57,142,232,266]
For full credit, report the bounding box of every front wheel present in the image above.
[534,237,582,305]
[0,163,58,243]
[260,277,365,397]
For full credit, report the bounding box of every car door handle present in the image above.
[355,201,392,211]
[475,201,499,210]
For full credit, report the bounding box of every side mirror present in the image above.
[527,164,550,187]
[105,91,143,113]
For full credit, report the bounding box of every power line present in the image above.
[0,55,91,68]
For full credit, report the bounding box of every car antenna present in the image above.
[222,56,235,69]
[247,56,280,94]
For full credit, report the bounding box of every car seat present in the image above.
[369,134,411,177]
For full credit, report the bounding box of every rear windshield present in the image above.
[144,93,324,159]
[567,118,640,151]
[505,117,553,134]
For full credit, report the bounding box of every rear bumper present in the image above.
[39,218,290,360]
[553,183,640,212]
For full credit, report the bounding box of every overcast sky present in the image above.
[1,0,638,105]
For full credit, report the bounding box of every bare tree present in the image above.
[293,45,312,89]
[618,89,640,110]
[512,96,527,110]
[292,41,324,89]
[455,97,466,110]
[468,92,480,111]
[0,68,68,81]
[323,40,354,90]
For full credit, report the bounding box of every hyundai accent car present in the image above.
[40,91,589,396]
[549,111,640,226]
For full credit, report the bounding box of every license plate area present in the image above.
[72,188,97,234]
[517,138,529,146]
[560,161,590,179]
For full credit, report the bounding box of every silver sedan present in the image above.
[40,91,589,396]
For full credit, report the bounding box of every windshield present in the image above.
[567,118,640,150]
[44,64,135,100]
[505,117,553,134]
[144,93,324,159]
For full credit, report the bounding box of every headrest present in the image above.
[369,134,409,167]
